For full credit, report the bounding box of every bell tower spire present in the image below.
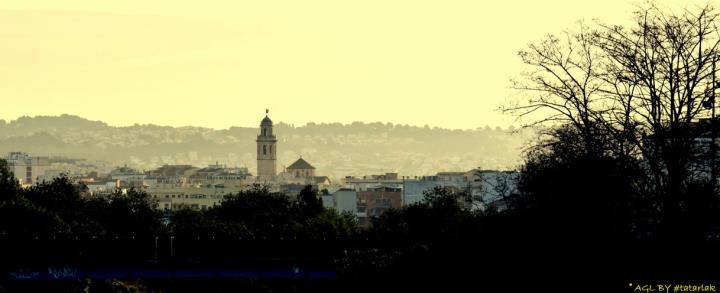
[256,109,277,181]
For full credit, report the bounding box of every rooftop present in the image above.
[287,157,315,170]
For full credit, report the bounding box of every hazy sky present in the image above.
[0,0,713,129]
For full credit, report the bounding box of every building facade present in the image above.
[402,169,518,210]
[330,188,358,215]
[286,157,316,178]
[5,152,48,186]
[343,172,403,191]
[110,165,147,188]
[357,186,402,227]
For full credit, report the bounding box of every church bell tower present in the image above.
[256,109,277,180]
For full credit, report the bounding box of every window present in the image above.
[263,145,267,155]
[263,128,266,136]
[375,198,391,207]
[270,145,272,154]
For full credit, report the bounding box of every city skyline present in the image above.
[0,113,529,178]
[0,0,710,130]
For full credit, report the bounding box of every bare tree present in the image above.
[597,5,720,191]
[507,24,608,155]
[507,4,720,235]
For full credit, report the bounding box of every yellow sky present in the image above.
[0,0,713,129]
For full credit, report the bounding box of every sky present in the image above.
[0,0,714,129]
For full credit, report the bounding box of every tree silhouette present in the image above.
[297,185,323,218]
[0,159,19,201]
[507,4,720,241]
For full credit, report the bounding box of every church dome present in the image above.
[261,115,273,126]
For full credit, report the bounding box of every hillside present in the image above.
[0,115,533,178]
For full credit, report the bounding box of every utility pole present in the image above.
[702,54,717,189]
[711,54,717,189]
[154,236,159,260]
[170,235,174,258]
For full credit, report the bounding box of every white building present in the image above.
[110,165,146,187]
[402,169,518,210]
[4,152,48,186]
[320,188,358,215]
[343,173,403,191]
[82,179,120,196]
[334,189,358,214]
[153,193,225,211]
[321,195,334,209]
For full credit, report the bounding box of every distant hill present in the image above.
[0,115,534,179]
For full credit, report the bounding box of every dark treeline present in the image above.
[0,159,357,239]
[1,151,713,292]
[0,158,509,292]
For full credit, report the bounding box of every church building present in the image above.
[286,156,316,178]
[255,110,329,189]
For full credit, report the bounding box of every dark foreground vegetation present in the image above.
[5,3,720,293]
[1,146,719,293]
